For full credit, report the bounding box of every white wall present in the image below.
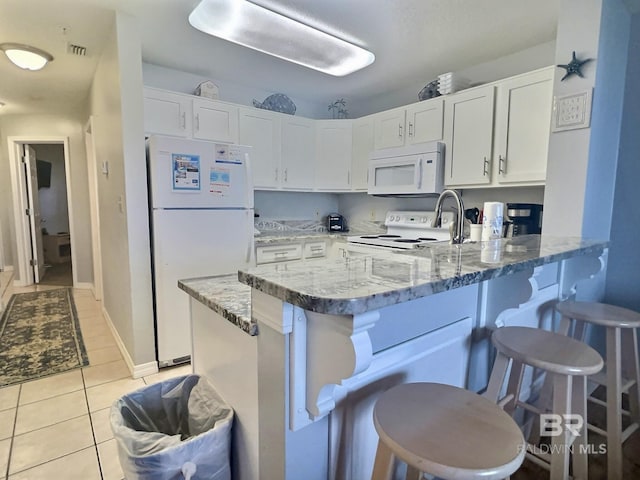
[543,0,603,235]
[255,191,338,221]
[88,11,155,369]
[142,63,328,119]
[32,144,69,235]
[351,41,557,118]
[0,114,93,283]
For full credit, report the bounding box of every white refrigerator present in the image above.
[147,135,254,366]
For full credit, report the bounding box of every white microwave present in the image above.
[367,142,444,196]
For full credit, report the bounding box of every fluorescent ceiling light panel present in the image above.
[0,43,53,71]
[189,0,374,76]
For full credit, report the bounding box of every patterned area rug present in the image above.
[0,288,89,387]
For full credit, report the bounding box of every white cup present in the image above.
[481,239,503,263]
[482,202,504,241]
[469,224,482,242]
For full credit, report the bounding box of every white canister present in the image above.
[482,202,504,241]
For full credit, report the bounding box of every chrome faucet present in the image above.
[432,189,465,244]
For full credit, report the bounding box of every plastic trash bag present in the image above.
[110,374,233,480]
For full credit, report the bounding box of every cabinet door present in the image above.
[239,107,281,189]
[351,115,375,191]
[443,85,495,186]
[143,88,191,137]
[494,68,553,185]
[281,116,315,190]
[315,120,352,190]
[406,97,444,145]
[192,98,239,143]
[373,106,406,149]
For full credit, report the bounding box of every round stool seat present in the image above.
[373,382,525,480]
[492,326,603,376]
[556,300,640,328]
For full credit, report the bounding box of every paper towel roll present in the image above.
[482,202,504,241]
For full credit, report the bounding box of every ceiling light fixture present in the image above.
[0,43,53,71]
[188,0,374,76]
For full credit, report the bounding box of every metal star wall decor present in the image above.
[557,51,592,81]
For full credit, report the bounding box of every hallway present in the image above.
[0,272,189,479]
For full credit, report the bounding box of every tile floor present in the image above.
[0,271,191,480]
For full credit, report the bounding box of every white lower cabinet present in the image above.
[256,239,328,265]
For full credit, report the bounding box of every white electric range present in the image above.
[347,210,455,251]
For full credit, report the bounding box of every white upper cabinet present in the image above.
[351,115,375,191]
[493,67,553,185]
[239,107,281,189]
[192,97,239,143]
[373,97,444,150]
[443,85,496,187]
[143,88,191,137]
[315,120,352,191]
[281,116,315,190]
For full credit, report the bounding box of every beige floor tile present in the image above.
[86,377,145,412]
[83,360,130,388]
[90,407,114,444]
[143,364,193,385]
[8,447,101,480]
[87,345,123,367]
[14,390,88,435]
[81,325,112,341]
[84,333,117,352]
[10,415,94,474]
[0,385,20,411]
[0,438,11,478]
[0,408,16,440]
[97,439,124,480]
[19,370,83,405]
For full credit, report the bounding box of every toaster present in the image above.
[327,213,348,232]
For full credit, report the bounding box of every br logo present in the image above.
[540,414,584,437]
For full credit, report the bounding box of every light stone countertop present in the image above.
[178,274,255,335]
[238,235,608,316]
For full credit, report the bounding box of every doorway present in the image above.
[7,137,76,287]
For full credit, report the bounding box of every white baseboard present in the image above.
[2,265,14,272]
[74,282,93,290]
[102,307,159,379]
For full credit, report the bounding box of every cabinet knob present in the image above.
[284,168,288,182]
[275,168,279,182]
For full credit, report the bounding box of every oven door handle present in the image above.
[415,158,423,190]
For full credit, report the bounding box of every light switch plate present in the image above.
[552,89,593,132]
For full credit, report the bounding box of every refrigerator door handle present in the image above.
[246,209,253,264]
[244,152,254,208]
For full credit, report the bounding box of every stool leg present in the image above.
[371,440,395,480]
[571,374,588,480]
[550,374,571,480]
[622,328,640,426]
[606,327,623,480]
[404,465,422,480]
[504,360,525,415]
[485,351,510,403]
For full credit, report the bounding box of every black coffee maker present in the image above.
[505,203,543,236]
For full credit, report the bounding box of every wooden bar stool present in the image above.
[555,300,640,479]
[371,382,526,480]
[485,326,603,480]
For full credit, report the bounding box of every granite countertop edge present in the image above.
[178,276,257,336]
[238,237,608,316]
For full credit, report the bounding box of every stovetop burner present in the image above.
[378,234,401,238]
[417,237,438,241]
[394,239,420,243]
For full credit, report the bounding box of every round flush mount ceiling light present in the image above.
[0,43,54,71]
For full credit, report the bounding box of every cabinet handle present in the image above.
[275,168,279,181]
[483,157,490,176]
[499,155,507,175]
[181,112,186,129]
[284,168,288,182]
[195,113,200,131]
[408,122,414,137]
[347,171,351,185]
[398,124,403,138]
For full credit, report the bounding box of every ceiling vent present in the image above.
[67,43,87,57]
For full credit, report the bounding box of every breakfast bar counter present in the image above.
[183,234,608,480]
